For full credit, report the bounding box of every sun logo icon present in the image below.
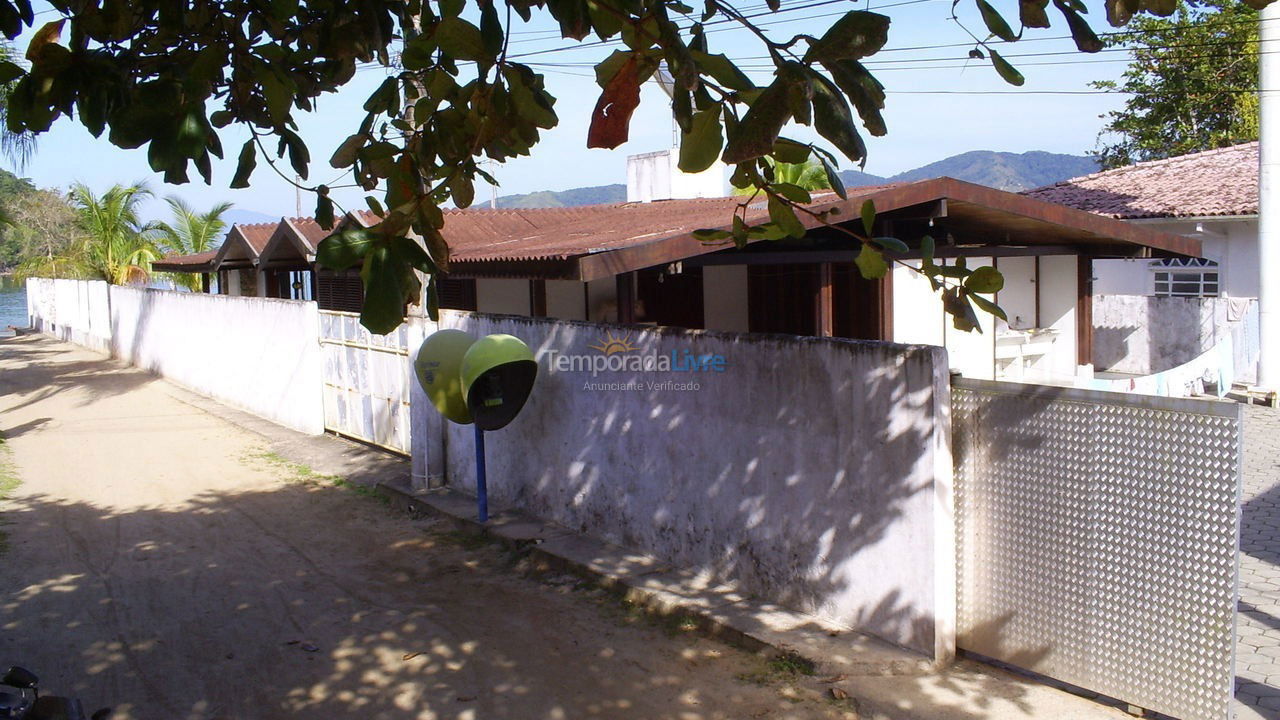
[589,331,639,355]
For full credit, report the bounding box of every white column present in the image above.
[1259,4,1280,386]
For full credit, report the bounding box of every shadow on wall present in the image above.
[1093,295,1249,376]
[439,313,949,655]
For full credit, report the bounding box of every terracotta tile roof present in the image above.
[1022,142,1258,219]
[234,221,277,253]
[155,249,218,266]
[285,217,328,250]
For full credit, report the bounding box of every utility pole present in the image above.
[1259,4,1280,387]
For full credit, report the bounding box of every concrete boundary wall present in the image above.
[1094,294,1260,384]
[26,278,324,434]
[26,278,112,353]
[438,311,955,658]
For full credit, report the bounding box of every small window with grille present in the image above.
[1151,258,1219,298]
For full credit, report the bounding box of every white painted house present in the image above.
[1025,142,1259,301]
[1025,143,1260,384]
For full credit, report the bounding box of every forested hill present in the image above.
[490,150,1098,208]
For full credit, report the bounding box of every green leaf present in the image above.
[480,0,504,56]
[330,133,365,169]
[690,50,755,92]
[722,77,793,164]
[365,196,385,217]
[811,148,847,200]
[773,182,811,204]
[315,194,335,231]
[860,199,875,235]
[854,243,888,279]
[435,17,486,61]
[260,70,292,123]
[1020,0,1051,27]
[0,60,22,84]
[360,246,413,335]
[692,228,733,243]
[772,138,811,164]
[872,235,908,253]
[803,11,890,62]
[280,128,310,179]
[1057,4,1103,52]
[990,50,1024,86]
[964,265,1005,293]
[316,227,376,270]
[823,59,887,137]
[976,0,1017,42]
[810,75,866,165]
[768,195,805,238]
[920,234,935,263]
[968,290,1008,320]
[678,105,723,173]
[230,140,255,189]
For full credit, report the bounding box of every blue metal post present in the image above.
[474,425,488,523]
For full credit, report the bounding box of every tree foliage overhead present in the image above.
[0,0,1272,332]
[1092,0,1260,169]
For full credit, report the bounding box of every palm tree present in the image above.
[152,197,232,290]
[732,159,831,195]
[0,41,35,169]
[69,182,160,285]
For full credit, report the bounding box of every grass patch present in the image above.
[432,529,495,551]
[737,651,817,686]
[0,434,19,554]
[248,450,389,505]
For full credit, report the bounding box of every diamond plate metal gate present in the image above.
[319,311,423,455]
[953,378,1242,720]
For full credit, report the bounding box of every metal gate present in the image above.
[318,310,421,455]
[953,378,1242,720]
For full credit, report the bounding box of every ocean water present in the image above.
[0,276,26,337]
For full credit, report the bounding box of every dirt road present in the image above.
[0,335,850,720]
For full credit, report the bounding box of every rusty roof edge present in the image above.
[933,178,1202,258]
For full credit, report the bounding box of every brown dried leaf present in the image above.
[587,55,643,149]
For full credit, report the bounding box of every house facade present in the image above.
[157,177,1198,386]
[1025,142,1258,301]
[1025,143,1260,384]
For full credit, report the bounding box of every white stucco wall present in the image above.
[475,278,531,316]
[702,265,749,332]
[436,311,955,658]
[1094,294,1259,382]
[1093,218,1258,299]
[626,149,725,203]
[26,279,324,434]
[544,280,586,321]
[892,257,1079,383]
[26,278,112,353]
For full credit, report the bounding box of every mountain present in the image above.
[841,151,1098,192]
[490,150,1100,209]
[224,208,278,226]
[496,184,626,209]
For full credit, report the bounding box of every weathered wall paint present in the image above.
[437,311,954,657]
[27,278,324,434]
[1094,294,1259,383]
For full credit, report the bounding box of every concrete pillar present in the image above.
[1259,3,1280,386]
[255,268,269,298]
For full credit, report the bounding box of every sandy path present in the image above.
[0,335,850,720]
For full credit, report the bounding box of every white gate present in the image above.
[318,311,421,455]
[953,378,1242,720]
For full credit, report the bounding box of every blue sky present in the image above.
[10,0,1131,223]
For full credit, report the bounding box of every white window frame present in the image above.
[1151,258,1220,298]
